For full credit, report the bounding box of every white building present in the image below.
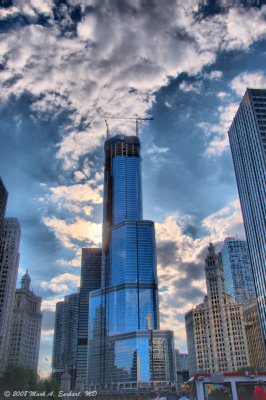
[0,218,20,372]
[8,271,42,371]
[185,243,249,375]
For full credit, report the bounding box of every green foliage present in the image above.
[37,377,60,399]
[0,364,37,391]
[238,366,265,372]
[0,364,59,399]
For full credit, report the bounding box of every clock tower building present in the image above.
[185,243,250,375]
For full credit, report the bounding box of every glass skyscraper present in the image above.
[76,248,101,385]
[87,134,175,391]
[220,237,256,307]
[228,88,266,361]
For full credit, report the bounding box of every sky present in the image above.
[0,0,266,378]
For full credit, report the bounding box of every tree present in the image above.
[0,364,37,392]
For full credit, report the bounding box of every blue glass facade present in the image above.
[228,88,266,358]
[88,134,176,390]
[220,237,256,307]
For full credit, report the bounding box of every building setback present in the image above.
[0,218,20,372]
[220,237,256,307]
[228,88,266,362]
[87,134,176,391]
[76,248,101,386]
[52,293,79,390]
[8,271,42,371]
[185,243,249,375]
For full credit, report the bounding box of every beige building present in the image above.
[244,303,266,369]
[8,271,42,371]
[185,243,249,375]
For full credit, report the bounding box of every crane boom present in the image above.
[103,115,154,137]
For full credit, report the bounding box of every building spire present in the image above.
[21,270,31,291]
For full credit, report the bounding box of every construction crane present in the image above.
[103,116,154,137]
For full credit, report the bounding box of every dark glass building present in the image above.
[52,293,79,389]
[76,248,101,386]
[87,134,175,391]
[0,177,8,237]
[228,88,266,363]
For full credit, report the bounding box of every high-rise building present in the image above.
[185,243,249,375]
[175,350,189,385]
[228,88,266,361]
[8,271,42,371]
[0,178,8,237]
[87,134,176,391]
[244,303,265,368]
[76,248,101,386]
[0,218,20,372]
[220,237,256,307]
[52,293,79,389]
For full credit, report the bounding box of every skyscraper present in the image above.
[87,134,175,391]
[220,237,256,307]
[228,88,266,359]
[76,248,101,386]
[52,293,79,389]
[185,243,249,375]
[8,271,42,371]
[0,218,20,372]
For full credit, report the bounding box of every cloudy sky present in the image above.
[1,0,266,377]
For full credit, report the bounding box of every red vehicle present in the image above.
[186,372,266,400]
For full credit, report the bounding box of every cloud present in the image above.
[231,71,266,97]
[198,102,239,155]
[179,80,202,93]
[1,2,266,172]
[40,272,80,293]
[43,216,102,249]
[48,183,103,205]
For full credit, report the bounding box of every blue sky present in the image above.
[0,0,266,377]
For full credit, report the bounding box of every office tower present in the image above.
[152,331,176,385]
[0,218,20,372]
[244,303,265,368]
[185,243,249,375]
[175,350,189,385]
[228,88,266,359]
[76,248,101,386]
[220,237,255,307]
[8,271,42,371]
[52,293,79,389]
[0,178,8,237]
[87,134,176,391]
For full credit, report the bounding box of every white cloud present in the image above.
[40,272,80,293]
[231,71,266,97]
[1,3,265,170]
[43,216,102,249]
[179,80,202,93]
[198,102,239,156]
